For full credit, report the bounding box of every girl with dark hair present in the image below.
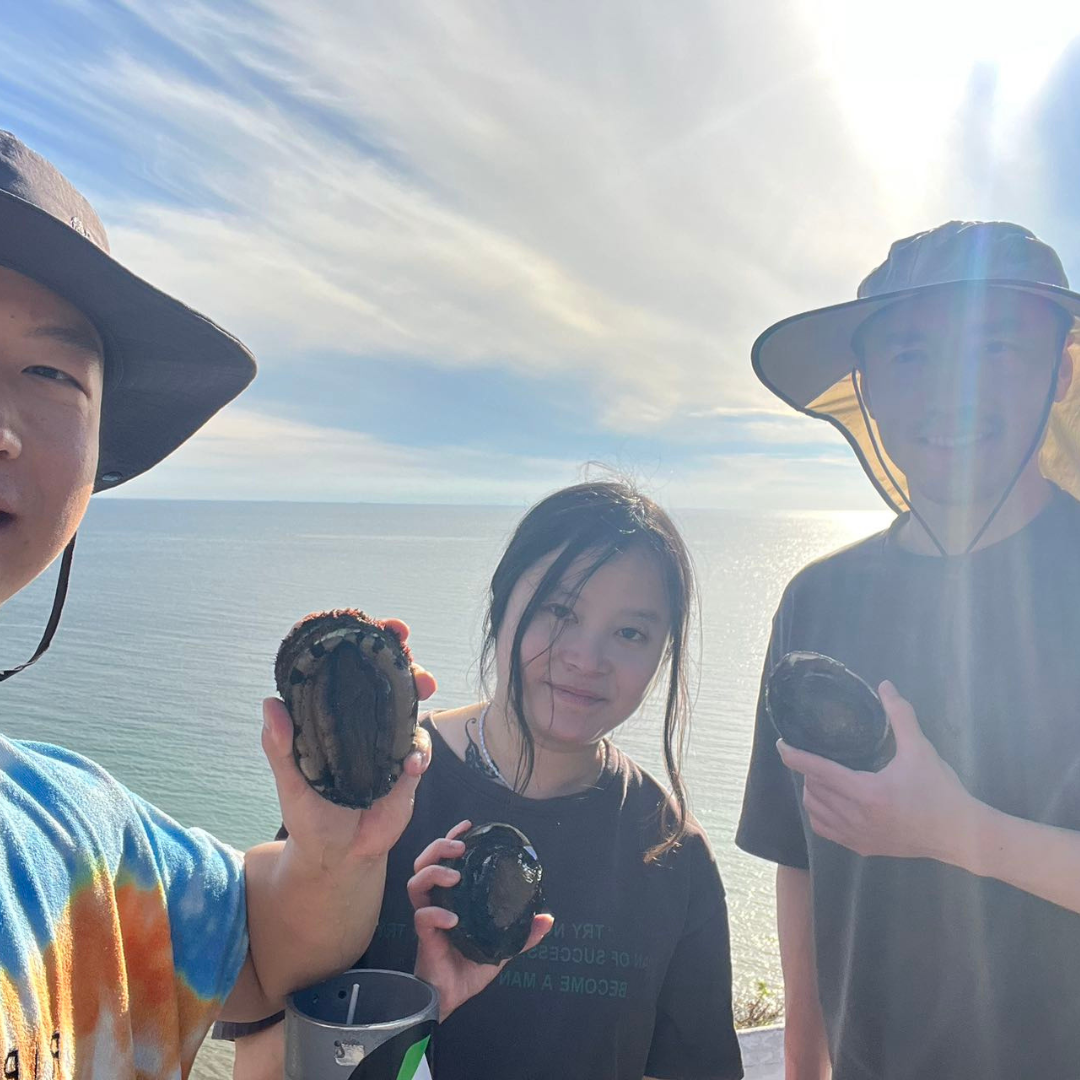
[224,480,742,1080]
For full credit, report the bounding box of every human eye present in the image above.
[24,364,85,391]
[617,626,648,643]
[982,338,1017,357]
[891,347,928,365]
[542,602,574,621]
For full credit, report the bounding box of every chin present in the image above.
[912,473,1016,509]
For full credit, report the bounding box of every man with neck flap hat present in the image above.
[736,221,1080,1079]
[0,131,433,1077]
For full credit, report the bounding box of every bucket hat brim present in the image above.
[753,277,1080,513]
[0,186,255,492]
[753,277,1080,413]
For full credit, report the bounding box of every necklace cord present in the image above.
[478,702,607,791]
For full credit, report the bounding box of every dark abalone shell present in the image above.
[275,609,419,808]
[765,651,895,772]
[432,823,545,966]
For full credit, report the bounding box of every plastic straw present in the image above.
[346,982,360,1026]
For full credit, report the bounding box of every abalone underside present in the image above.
[432,822,545,966]
[765,651,895,772]
[275,609,419,808]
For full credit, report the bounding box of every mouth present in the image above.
[0,510,13,530]
[916,426,998,451]
[547,682,606,706]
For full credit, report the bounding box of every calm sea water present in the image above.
[0,499,889,1077]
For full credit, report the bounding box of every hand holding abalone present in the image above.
[766,651,895,772]
[431,823,545,966]
[275,609,419,809]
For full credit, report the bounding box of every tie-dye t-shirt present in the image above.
[0,736,249,1078]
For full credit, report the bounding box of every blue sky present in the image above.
[4,0,1080,507]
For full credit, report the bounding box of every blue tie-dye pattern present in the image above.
[126,791,251,998]
[0,735,249,1000]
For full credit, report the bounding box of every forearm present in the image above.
[953,799,1080,915]
[244,839,386,1008]
[777,866,830,1080]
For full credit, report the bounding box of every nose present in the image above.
[0,408,22,461]
[556,625,608,675]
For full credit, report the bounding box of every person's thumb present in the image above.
[878,680,923,749]
[261,697,308,805]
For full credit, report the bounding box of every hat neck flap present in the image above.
[801,318,1080,554]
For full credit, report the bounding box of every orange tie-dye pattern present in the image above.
[1,869,226,1080]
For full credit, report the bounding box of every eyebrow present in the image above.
[27,324,105,361]
[882,329,928,346]
[548,588,663,623]
[622,609,662,623]
[882,316,1028,347]
[980,317,1023,334]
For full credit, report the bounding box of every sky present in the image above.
[4,0,1080,507]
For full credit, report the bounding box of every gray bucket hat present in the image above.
[752,220,1080,511]
[0,131,256,682]
[0,130,256,490]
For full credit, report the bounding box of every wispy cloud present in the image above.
[111,405,882,511]
[116,406,585,503]
[4,1,1080,504]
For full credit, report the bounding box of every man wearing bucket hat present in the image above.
[736,221,1080,1078]
[0,130,433,1077]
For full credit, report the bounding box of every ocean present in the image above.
[0,499,890,1078]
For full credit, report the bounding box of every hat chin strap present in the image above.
[0,534,76,683]
[854,353,1063,557]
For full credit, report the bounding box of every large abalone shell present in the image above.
[275,609,419,808]
[432,823,545,966]
[765,651,895,772]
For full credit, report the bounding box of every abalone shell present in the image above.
[432,823,545,966]
[275,609,418,808]
[765,651,894,772]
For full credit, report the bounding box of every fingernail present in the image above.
[880,680,895,696]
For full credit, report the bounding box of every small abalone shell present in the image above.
[432,823,545,966]
[766,651,895,772]
[275,609,418,809]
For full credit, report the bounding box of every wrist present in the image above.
[280,834,384,884]
[948,795,996,876]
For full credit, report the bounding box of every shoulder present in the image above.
[0,735,242,878]
[0,736,132,820]
[423,704,481,762]
[1045,489,1080,540]
[608,751,720,878]
[771,526,893,635]
[785,526,891,597]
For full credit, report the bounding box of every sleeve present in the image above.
[125,791,250,1011]
[734,593,810,870]
[645,835,744,1080]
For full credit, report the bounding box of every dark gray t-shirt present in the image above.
[219,719,743,1080]
[737,489,1080,1080]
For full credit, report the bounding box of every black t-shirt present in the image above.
[737,489,1080,1080]
[220,719,743,1080]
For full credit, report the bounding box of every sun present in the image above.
[799,0,1080,206]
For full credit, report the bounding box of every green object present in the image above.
[395,1036,431,1080]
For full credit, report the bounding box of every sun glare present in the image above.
[801,0,1080,206]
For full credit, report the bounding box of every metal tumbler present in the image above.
[284,969,439,1080]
